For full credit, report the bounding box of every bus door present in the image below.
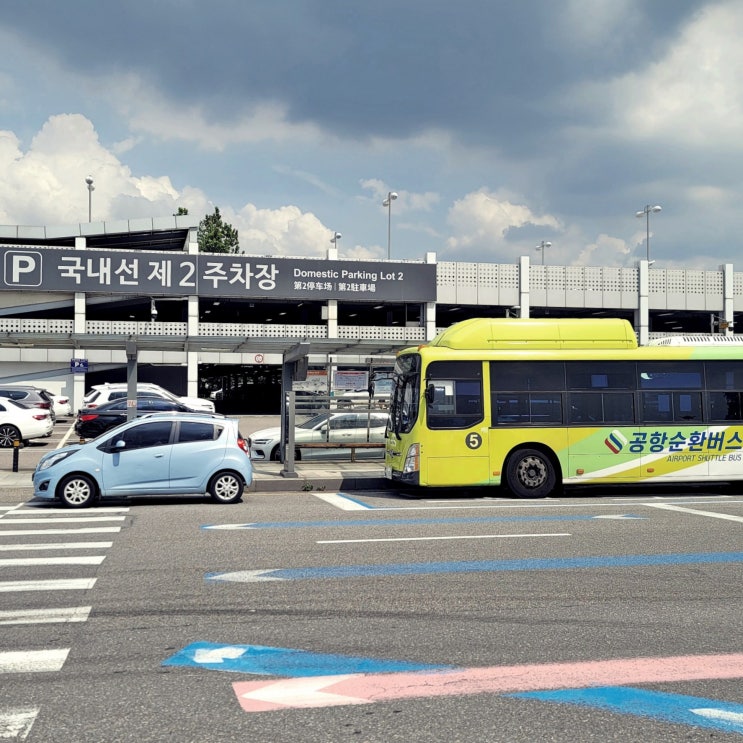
[423,370,490,487]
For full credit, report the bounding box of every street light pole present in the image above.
[536,240,552,265]
[382,191,397,259]
[635,204,662,262]
[85,176,95,222]
[330,231,342,249]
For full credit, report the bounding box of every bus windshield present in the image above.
[389,354,421,436]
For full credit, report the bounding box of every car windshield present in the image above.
[298,413,330,430]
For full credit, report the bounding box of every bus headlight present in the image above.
[403,443,420,474]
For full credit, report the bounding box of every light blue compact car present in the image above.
[33,413,252,508]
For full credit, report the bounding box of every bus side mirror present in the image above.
[425,383,435,405]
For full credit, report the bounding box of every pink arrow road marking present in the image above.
[233,652,743,712]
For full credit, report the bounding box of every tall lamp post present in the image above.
[382,191,397,259]
[536,240,552,265]
[85,176,95,222]
[330,231,342,249]
[635,204,662,262]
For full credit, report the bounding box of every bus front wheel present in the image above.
[506,448,556,499]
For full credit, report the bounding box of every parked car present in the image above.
[50,393,73,419]
[75,397,198,439]
[248,411,389,461]
[334,379,393,409]
[33,413,252,508]
[83,382,215,413]
[0,384,56,423]
[0,396,53,447]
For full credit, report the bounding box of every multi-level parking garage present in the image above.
[0,216,740,413]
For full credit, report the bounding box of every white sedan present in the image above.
[249,411,389,461]
[50,393,73,419]
[0,396,53,447]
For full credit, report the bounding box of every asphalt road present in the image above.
[2,483,743,742]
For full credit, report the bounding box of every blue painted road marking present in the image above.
[202,514,644,530]
[162,642,452,676]
[511,686,743,735]
[207,550,743,583]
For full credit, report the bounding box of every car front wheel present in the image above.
[208,471,244,504]
[58,474,97,508]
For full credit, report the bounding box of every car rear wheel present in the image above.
[58,474,97,508]
[0,425,22,448]
[208,471,244,504]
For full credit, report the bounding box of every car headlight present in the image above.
[252,438,272,445]
[38,451,76,471]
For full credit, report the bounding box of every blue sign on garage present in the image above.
[70,358,88,373]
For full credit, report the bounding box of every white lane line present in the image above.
[0,516,125,524]
[0,542,113,552]
[0,578,96,592]
[0,556,105,567]
[0,527,122,536]
[0,607,92,625]
[313,493,371,510]
[318,532,571,544]
[14,507,129,514]
[0,649,69,674]
[645,503,743,522]
[0,707,39,739]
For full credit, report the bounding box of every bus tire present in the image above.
[506,448,557,499]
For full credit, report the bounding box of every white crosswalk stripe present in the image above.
[0,555,106,567]
[0,649,69,673]
[0,607,92,625]
[0,707,39,740]
[0,578,97,592]
[0,503,128,738]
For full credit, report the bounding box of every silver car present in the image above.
[249,411,389,461]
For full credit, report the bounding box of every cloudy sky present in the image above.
[1,1,741,269]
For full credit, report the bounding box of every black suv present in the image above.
[0,385,56,423]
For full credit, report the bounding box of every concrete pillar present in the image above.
[518,255,530,318]
[636,260,651,346]
[722,263,735,336]
[73,237,87,410]
[424,252,437,339]
[186,227,200,397]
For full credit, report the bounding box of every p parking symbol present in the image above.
[4,251,42,287]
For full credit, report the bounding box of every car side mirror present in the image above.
[425,383,436,405]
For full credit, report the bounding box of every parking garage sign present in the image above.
[0,247,436,302]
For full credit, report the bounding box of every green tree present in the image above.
[198,207,239,254]
[175,207,189,215]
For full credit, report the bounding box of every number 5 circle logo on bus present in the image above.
[465,432,482,450]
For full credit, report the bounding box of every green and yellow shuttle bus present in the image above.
[384,317,743,497]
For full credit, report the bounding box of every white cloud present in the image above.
[573,233,632,267]
[359,179,440,213]
[229,203,381,259]
[556,0,642,51]
[445,189,562,257]
[579,1,743,148]
[110,74,327,152]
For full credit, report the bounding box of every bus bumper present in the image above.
[387,468,420,486]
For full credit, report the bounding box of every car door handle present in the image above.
[154,454,165,458]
